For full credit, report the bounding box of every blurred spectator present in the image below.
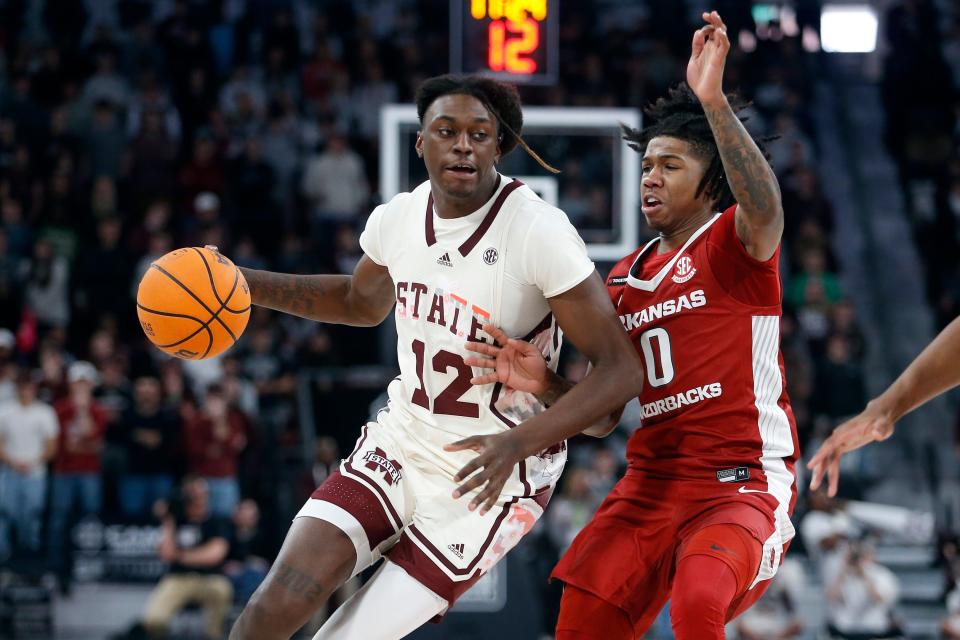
[85,100,126,179]
[224,498,271,605]
[734,556,805,640]
[115,376,179,519]
[311,436,340,488]
[82,52,131,113]
[0,330,16,405]
[74,216,132,335]
[787,246,842,310]
[824,540,901,639]
[813,334,867,426]
[22,237,71,331]
[127,476,233,640]
[49,361,108,593]
[800,491,854,569]
[0,373,59,560]
[301,133,369,238]
[94,355,132,422]
[183,384,248,517]
[545,467,598,553]
[228,136,277,253]
[944,575,960,639]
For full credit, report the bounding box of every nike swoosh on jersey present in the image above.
[738,486,766,494]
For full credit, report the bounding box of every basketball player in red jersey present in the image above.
[450,12,798,639]
[809,314,960,496]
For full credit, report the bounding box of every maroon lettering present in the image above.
[432,350,480,417]
[396,282,408,309]
[411,339,429,410]
[467,313,489,344]
[449,302,463,336]
[409,283,428,319]
[426,293,446,326]
[409,339,480,418]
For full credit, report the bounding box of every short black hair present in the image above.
[622,83,768,210]
[415,74,524,155]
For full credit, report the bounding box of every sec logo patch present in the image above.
[672,255,696,283]
[483,247,499,265]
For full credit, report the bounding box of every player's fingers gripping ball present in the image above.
[137,247,251,360]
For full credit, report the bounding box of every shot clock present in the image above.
[451,0,558,84]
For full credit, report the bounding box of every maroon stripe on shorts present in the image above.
[388,532,485,609]
[405,496,518,576]
[342,424,404,530]
[310,471,396,549]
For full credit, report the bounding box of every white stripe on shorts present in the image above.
[296,498,375,578]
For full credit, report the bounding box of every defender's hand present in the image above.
[464,323,548,395]
[687,11,730,106]
[444,431,524,515]
[808,405,895,496]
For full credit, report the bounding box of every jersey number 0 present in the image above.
[639,328,675,388]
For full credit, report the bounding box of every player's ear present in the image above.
[415,131,424,158]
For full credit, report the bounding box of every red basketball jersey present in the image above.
[607,205,799,515]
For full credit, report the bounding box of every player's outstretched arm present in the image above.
[238,255,395,327]
[446,272,644,513]
[808,315,960,496]
[689,11,783,261]
[464,334,623,437]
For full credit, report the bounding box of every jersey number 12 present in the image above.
[410,339,480,418]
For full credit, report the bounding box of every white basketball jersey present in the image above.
[359,174,594,484]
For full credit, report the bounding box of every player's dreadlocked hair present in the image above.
[416,74,559,174]
[622,83,769,210]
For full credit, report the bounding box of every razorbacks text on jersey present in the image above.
[607,204,799,551]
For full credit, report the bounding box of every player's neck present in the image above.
[656,210,714,254]
[431,175,500,219]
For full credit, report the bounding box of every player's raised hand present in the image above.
[807,405,895,497]
[464,323,549,395]
[444,431,523,515]
[687,10,730,107]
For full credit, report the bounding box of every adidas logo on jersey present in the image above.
[437,252,453,267]
[447,543,465,559]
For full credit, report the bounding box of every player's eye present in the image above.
[438,127,454,137]
[665,165,679,170]
[471,131,489,141]
[642,165,652,173]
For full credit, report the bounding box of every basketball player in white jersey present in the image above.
[227,75,643,640]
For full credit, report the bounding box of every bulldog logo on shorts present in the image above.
[363,448,403,486]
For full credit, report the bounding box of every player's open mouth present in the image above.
[445,163,477,177]
[642,195,663,215]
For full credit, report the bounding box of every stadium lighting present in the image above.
[820,4,878,53]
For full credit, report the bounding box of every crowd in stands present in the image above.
[1,0,954,638]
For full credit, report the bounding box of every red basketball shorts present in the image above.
[551,469,794,634]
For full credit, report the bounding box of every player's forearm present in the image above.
[239,268,382,326]
[538,369,623,437]
[701,96,782,224]
[871,315,960,422]
[536,369,574,407]
[512,353,642,455]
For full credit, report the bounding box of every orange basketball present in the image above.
[136,247,251,360]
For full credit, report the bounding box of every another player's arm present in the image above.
[809,315,960,495]
[690,11,783,261]
[536,367,623,437]
[238,255,395,327]
[448,272,644,512]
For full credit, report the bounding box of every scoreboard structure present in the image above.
[450,0,559,84]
